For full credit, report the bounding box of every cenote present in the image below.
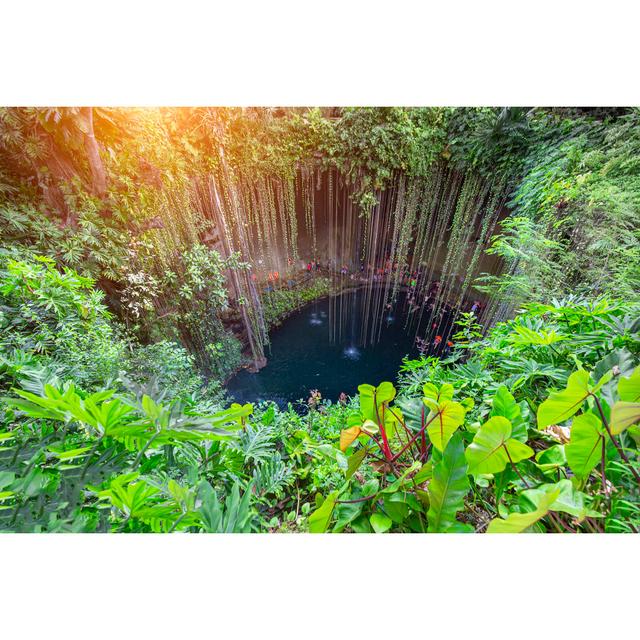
[227,287,462,407]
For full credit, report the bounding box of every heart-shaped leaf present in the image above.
[425,400,466,452]
[465,416,534,475]
[370,512,393,533]
[487,486,561,533]
[358,382,396,424]
[537,369,592,428]
[618,366,640,402]
[609,401,640,435]
[565,412,604,478]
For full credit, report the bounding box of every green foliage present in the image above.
[261,277,331,328]
[0,249,111,356]
[481,110,640,303]
[308,296,639,533]
[1,107,639,533]
[427,433,469,532]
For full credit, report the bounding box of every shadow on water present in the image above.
[226,288,462,408]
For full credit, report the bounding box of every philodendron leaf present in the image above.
[370,512,393,533]
[308,491,338,533]
[565,412,604,479]
[358,382,396,424]
[383,493,410,524]
[491,385,527,442]
[487,486,561,533]
[609,402,640,435]
[618,366,640,402]
[522,480,601,523]
[345,447,368,480]
[340,425,361,452]
[427,433,470,533]
[423,382,454,404]
[425,400,466,452]
[465,416,534,475]
[537,369,592,428]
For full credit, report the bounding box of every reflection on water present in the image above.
[226,288,459,408]
[309,312,324,326]
[342,346,361,360]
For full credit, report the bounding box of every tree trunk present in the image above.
[81,107,107,197]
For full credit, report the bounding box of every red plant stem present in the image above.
[386,405,415,441]
[367,430,383,450]
[503,444,530,488]
[600,436,607,493]
[385,404,421,457]
[420,405,427,459]
[549,512,575,534]
[585,517,604,533]
[390,412,438,463]
[593,395,640,484]
[376,395,392,460]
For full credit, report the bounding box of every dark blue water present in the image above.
[226,288,457,407]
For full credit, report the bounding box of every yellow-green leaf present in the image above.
[565,412,604,478]
[618,367,640,402]
[537,369,591,428]
[465,416,534,475]
[610,401,640,435]
[487,486,561,533]
[425,400,466,452]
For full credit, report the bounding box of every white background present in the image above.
[2,1,638,638]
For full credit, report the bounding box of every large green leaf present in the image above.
[333,501,365,532]
[345,446,368,480]
[465,416,534,475]
[618,366,640,402]
[423,382,454,404]
[394,395,424,432]
[609,402,640,435]
[425,400,466,452]
[487,486,561,533]
[358,382,396,424]
[521,480,601,522]
[383,493,410,524]
[308,491,338,533]
[565,412,604,479]
[537,369,592,428]
[427,433,470,533]
[370,512,393,533]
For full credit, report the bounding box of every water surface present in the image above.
[226,288,458,407]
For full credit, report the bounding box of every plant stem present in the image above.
[600,436,607,493]
[593,395,640,484]
[503,444,530,488]
[390,411,438,463]
[376,399,392,460]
